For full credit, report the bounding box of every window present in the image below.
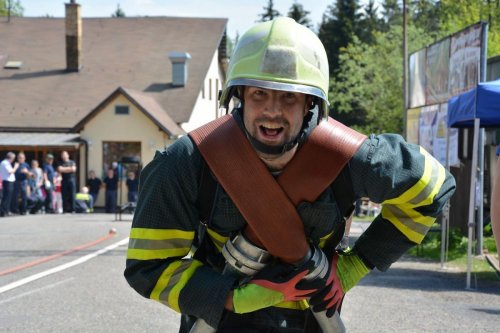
[102,142,141,177]
[115,105,130,115]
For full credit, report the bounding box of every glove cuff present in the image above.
[336,251,371,292]
[232,284,283,314]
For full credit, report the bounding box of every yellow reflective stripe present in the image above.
[384,147,444,206]
[207,228,229,252]
[150,259,203,312]
[382,205,436,243]
[127,228,194,260]
[273,300,309,310]
[167,260,203,312]
[130,228,194,241]
[127,247,190,260]
[319,230,334,249]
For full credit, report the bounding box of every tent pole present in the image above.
[466,118,480,289]
[441,118,451,269]
[477,128,485,255]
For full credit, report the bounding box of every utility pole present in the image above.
[402,0,408,139]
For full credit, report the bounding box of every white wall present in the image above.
[181,50,225,132]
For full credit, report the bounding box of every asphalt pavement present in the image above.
[0,214,498,332]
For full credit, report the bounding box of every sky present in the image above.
[19,0,332,38]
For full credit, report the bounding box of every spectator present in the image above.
[30,159,43,199]
[86,170,102,206]
[103,168,118,213]
[53,172,63,214]
[58,151,77,213]
[0,152,19,217]
[126,171,139,204]
[27,176,44,215]
[42,154,56,214]
[11,152,31,215]
[75,186,94,213]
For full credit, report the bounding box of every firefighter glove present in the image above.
[232,262,317,314]
[309,250,370,317]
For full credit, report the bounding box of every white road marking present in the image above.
[0,277,74,304]
[0,237,129,294]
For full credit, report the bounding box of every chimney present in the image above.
[168,52,192,86]
[65,0,82,72]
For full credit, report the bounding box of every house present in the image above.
[0,1,228,207]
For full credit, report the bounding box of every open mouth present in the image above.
[259,124,284,138]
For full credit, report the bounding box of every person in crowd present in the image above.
[86,170,102,206]
[58,151,77,213]
[126,171,139,204]
[75,186,94,213]
[30,159,44,199]
[103,168,118,213]
[124,18,456,332]
[0,152,19,217]
[11,152,31,215]
[26,175,44,215]
[42,154,56,214]
[53,172,63,214]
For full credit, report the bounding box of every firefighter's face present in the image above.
[243,86,309,148]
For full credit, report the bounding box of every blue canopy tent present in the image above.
[448,79,500,127]
[447,79,500,288]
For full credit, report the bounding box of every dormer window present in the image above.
[115,105,129,115]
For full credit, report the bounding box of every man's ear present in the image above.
[304,96,314,115]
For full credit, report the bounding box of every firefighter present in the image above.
[124,17,456,332]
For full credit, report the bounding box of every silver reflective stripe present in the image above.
[158,260,192,303]
[384,204,430,236]
[228,78,328,104]
[128,238,192,250]
[408,157,441,206]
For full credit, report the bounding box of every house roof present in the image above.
[73,86,185,137]
[0,16,227,132]
[0,132,81,148]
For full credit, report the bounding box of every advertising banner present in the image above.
[425,38,451,105]
[449,23,483,96]
[419,105,439,154]
[406,108,420,144]
[435,103,459,167]
[409,50,426,108]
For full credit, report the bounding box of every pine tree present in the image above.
[112,3,126,18]
[359,0,382,44]
[318,0,362,75]
[258,0,281,22]
[287,1,312,28]
[381,0,402,31]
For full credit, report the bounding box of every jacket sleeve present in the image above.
[350,134,456,271]
[124,136,235,327]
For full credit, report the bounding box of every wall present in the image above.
[79,94,172,207]
[181,50,225,132]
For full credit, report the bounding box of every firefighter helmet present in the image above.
[219,17,330,119]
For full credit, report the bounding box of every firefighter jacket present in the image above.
[124,124,456,328]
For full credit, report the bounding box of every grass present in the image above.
[407,228,499,281]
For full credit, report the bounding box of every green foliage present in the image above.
[438,0,500,57]
[330,24,433,134]
[287,1,311,28]
[0,0,23,16]
[318,0,362,75]
[258,0,281,22]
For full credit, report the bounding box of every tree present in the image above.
[258,0,281,22]
[111,3,126,18]
[318,0,362,75]
[330,24,433,134]
[380,0,402,31]
[0,0,24,17]
[287,1,312,28]
[359,0,382,44]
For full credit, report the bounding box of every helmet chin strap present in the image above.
[233,108,315,157]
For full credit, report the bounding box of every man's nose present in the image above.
[263,93,283,117]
